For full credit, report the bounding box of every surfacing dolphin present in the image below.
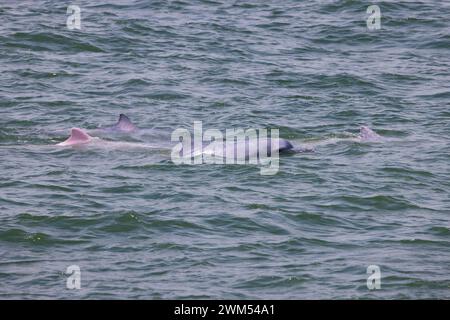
[359,126,382,141]
[57,128,96,146]
[57,118,382,156]
[190,137,296,160]
[92,114,300,157]
[57,127,159,150]
[96,114,137,133]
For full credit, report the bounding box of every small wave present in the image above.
[0,228,87,246]
[7,32,104,53]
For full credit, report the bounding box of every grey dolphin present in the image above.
[97,114,137,133]
[183,137,297,162]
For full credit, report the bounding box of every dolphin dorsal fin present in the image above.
[71,128,91,141]
[115,114,137,132]
[58,128,92,146]
[359,126,382,141]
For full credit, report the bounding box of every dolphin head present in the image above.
[278,138,294,152]
[57,128,93,146]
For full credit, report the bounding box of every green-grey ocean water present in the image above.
[0,0,449,299]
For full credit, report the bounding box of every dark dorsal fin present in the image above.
[115,114,137,132]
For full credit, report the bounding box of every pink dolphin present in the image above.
[359,126,382,141]
[57,128,94,146]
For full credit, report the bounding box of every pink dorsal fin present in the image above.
[58,128,92,146]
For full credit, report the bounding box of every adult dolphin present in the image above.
[57,128,95,146]
[199,137,296,159]
[94,114,138,133]
[359,126,382,141]
[57,127,159,150]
